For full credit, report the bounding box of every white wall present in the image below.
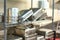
[0,0,39,12]
[0,0,4,13]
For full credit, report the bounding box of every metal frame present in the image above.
[4,0,7,40]
[52,0,54,30]
[52,0,56,40]
[3,0,55,40]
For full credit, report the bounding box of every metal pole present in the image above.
[52,0,56,40]
[4,0,7,40]
[52,0,54,30]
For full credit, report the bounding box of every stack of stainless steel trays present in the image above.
[37,28,54,39]
[15,25,36,36]
[32,8,47,21]
[8,8,19,24]
[8,35,23,40]
[15,24,37,40]
[25,33,37,40]
[18,9,33,22]
[37,35,45,40]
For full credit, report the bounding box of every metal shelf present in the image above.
[3,0,55,40]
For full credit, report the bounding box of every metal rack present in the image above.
[3,0,55,40]
[4,0,20,40]
[52,0,56,40]
[3,0,34,40]
[4,0,7,40]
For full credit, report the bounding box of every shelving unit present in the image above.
[3,0,23,40]
[0,0,56,40]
